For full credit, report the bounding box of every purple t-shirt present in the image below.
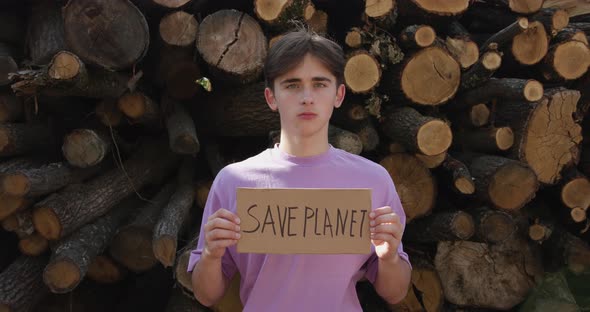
[188,144,410,311]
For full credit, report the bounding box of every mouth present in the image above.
[298,112,317,117]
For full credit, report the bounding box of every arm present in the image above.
[369,206,412,304]
[191,208,241,306]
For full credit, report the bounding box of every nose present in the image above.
[301,88,313,105]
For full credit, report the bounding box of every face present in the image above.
[265,53,345,140]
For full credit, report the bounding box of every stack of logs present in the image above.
[1,0,590,311]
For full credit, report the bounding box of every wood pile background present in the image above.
[1,0,590,311]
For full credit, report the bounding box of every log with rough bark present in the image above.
[95,98,123,128]
[391,255,444,312]
[363,0,397,30]
[164,95,200,155]
[109,182,176,272]
[0,161,106,197]
[2,209,34,239]
[0,122,52,157]
[62,128,113,168]
[540,36,590,81]
[32,138,179,241]
[197,82,280,136]
[344,50,382,94]
[118,91,161,126]
[543,0,590,17]
[533,222,590,273]
[480,16,529,52]
[435,238,543,309]
[174,229,198,298]
[254,0,318,31]
[380,106,452,156]
[43,197,139,293]
[460,43,502,90]
[444,21,479,69]
[454,78,544,109]
[395,45,461,106]
[450,103,491,128]
[24,1,65,65]
[18,232,48,257]
[439,154,475,195]
[10,51,130,98]
[453,126,514,153]
[0,255,49,312]
[87,254,127,284]
[197,9,267,84]
[470,206,516,243]
[558,168,590,211]
[0,93,23,122]
[0,194,32,221]
[532,8,570,36]
[415,152,447,169]
[404,211,475,242]
[0,43,17,86]
[63,0,150,70]
[511,20,549,65]
[153,160,195,267]
[380,153,436,221]
[399,25,436,50]
[494,88,583,185]
[344,28,404,66]
[464,154,539,210]
[398,0,470,17]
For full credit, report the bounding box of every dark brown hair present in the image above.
[264,29,345,90]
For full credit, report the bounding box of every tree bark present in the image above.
[0,255,49,312]
[254,0,318,32]
[439,154,475,195]
[43,196,139,293]
[25,1,65,65]
[32,138,179,241]
[453,126,515,153]
[109,181,176,272]
[0,93,23,122]
[455,78,544,109]
[541,38,590,81]
[0,194,32,221]
[460,43,502,90]
[0,42,17,86]
[117,91,161,126]
[470,206,516,244]
[444,21,479,69]
[0,122,52,157]
[197,9,267,84]
[164,95,200,155]
[63,0,150,70]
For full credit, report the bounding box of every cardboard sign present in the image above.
[236,188,372,254]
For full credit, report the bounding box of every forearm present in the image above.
[191,254,229,306]
[374,254,412,304]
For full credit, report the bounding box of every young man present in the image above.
[189,29,411,311]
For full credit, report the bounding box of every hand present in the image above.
[202,208,241,260]
[369,206,403,262]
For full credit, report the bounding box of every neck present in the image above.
[278,131,330,157]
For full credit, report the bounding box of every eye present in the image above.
[285,83,299,89]
[314,82,327,88]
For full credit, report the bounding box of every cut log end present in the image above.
[153,0,191,8]
[32,206,61,240]
[153,236,177,268]
[471,103,491,127]
[48,51,81,80]
[512,21,549,65]
[553,41,590,80]
[415,152,446,169]
[490,163,538,210]
[479,212,515,243]
[96,99,123,127]
[412,0,469,15]
[402,46,461,105]
[523,80,544,101]
[118,92,150,119]
[454,177,475,194]
[159,11,198,47]
[344,52,381,93]
[453,211,476,239]
[172,134,200,155]
[255,0,289,21]
[88,255,125,284]
[175,250,192,293]
[561,177,590,210]
[0,128,10,152]
[18,233,48,256]
[1,173,30,197]
[43,260,81,293]
[365,0,395,18]
[0,195,29,220]
[496,127,514,151]
[529,223,548,241]
[415,26,436,48]
[345,30,362,48]
[445,37,479,68]
[62,129,108,168]
[552,9,570,31]
[417,120,452,155]
[380,154,435,221]
[510,0,543,14]
[110,227,157,272]
[482,51,502,70]
[571,207,587,223]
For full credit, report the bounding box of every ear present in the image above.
[334,84,346,108]
[265,87,278,111]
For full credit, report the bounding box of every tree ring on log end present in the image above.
[496,127,514,151]
[44,260,81,293]
[159,11,198,47]
[512,21,548,65]
[110,227,157,272]
[2,173,30,197]
[489,163,537,210]
[453,212,475,239]
[416,120,452,155]
[509,0,543,14]
[411,0,469,15]
[553,41,590,80]
[480,213,514,243]
[62,129,108,168]
[401,46,460,105]
[523,80,543,101]
[528,224,547,241]
[48,51,81,80]
[571,207,587,223]
[344,52,381,93]
[365,0,394,18]
[561,177,590,210]
[455,177,475,194]
[33,206,61,240]
[154,235,176,267]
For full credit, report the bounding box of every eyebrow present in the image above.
[279,77,333,85]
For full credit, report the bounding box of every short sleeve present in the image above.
[364,176,412,284]
[186,171,238,280]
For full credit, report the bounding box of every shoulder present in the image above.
[214,148,272,183]
[332,148,391,181]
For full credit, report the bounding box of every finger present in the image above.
[205,218,240,232]
[370,233,395,242]
[370,213,400,226]
[207,228,241,241]
[208,239,239,250]
[369,206,392,219]
[371,223,401,235]
[209,208,240,224]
